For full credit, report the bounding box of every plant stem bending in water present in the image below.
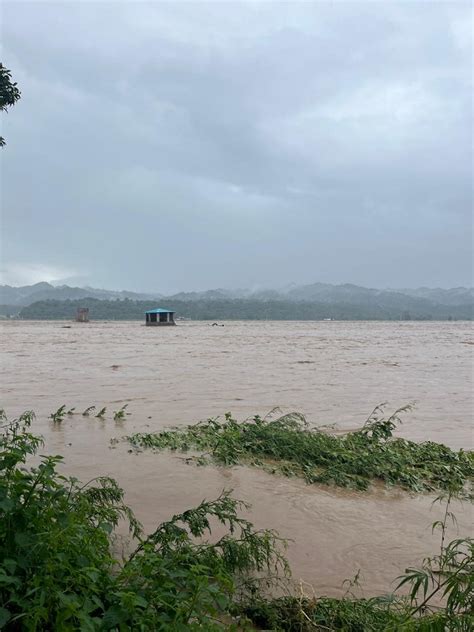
[113,404,128,421]
[49,405,66,423]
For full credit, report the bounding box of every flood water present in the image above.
[1,320,473,596]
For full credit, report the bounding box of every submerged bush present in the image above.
[127,405,474,496]
[241,595,404,631]
[242,593,474,631]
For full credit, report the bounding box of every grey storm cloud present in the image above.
[1,1,472,292]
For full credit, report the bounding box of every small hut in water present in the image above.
[145,308,176,326]
[76,307,89,322]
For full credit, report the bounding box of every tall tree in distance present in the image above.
[0,63,21,147]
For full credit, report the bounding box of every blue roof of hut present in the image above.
[145,308,175,314]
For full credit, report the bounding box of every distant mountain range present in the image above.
[1,282,473,312]
[0,282,159,308]
[389,286,474,307]
[167,283,474,307]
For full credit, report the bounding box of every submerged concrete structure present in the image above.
[145,308,176,326]
[76,307,89,322]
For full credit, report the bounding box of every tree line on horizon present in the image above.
[15,297,473,321]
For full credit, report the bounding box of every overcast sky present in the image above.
[1,1,472,293]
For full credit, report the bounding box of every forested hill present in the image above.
[18,297,473,321]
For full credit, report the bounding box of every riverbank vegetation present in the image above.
[128,406,474,498]
[1,409,473,630]
[0,411,286,630]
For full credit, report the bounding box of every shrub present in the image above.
[0,410,286,630]
[128,406,474,496]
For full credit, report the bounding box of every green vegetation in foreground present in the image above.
[128,406,474,497]
[0,410,287,630]
[1,409,473,630]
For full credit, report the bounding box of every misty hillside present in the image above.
[166,283,474,307]
[1,282,473,321]
[391,287,474,306]
[0,282,161,306]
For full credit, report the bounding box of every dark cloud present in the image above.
[1,1,472,292]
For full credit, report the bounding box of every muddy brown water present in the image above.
[1,320,473,597]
